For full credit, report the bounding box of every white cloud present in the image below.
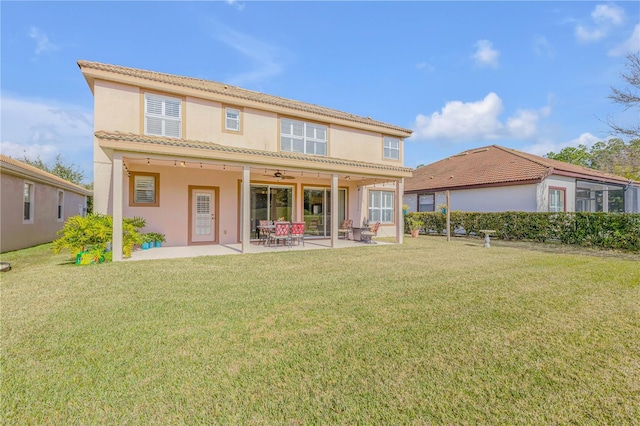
[28,26,58,54]
[523,132,600,157]
[575,26,606,43]
[609,23,640,56]
[0,95,93,182]
[226,0,245,11]
[416,61,435,71]
[575,3,626,43]
[533,35,554,57]
[472,40,499,68]
[204,19,285,87]
[411,92,550,142]
[592,4,625,26]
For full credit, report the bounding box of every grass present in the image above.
[1,237,639,424]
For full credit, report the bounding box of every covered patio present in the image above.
[98,132,412,261]
[125,238,392,261]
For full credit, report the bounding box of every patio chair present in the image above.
[338,219,353,240]
[361,221,380,244]
[290,222,305,246]
[258,220,271,245]
[308,219,319,235]
[268,221,291,247]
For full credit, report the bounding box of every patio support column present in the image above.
[396,178,404,245]
[112,152,123,262]
[331,173,338,248]
[241,166,251,253]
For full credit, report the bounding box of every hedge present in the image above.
[404,211,640,252]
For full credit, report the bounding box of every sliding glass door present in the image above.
[303,187,346,238]
[250,185,293,239]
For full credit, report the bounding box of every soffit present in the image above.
[95,131,414,178]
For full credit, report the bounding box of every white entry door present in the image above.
[191,188,216,243]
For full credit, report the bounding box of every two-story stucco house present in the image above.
[78,61,413,260]
[1,154,91,253]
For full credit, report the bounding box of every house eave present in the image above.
[404,178,542,194]
[79,64,413,138]
[95,132,414,179]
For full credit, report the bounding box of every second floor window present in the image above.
[280,118,327,156]
[383,136,400,160]
[225,107,240,131]
[145,94,181,138]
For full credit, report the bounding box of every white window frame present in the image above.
[549,187,565,212]
[57,190,65,222]
[383,136,400,160]
[368,190,395,224]
[144,93,182,138]
[280,118,327,156]
[23,181,34,224]
[225,107,241,132]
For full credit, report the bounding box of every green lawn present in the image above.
[2,238,639,424]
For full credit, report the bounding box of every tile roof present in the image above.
[405,144,634,192]
[0,154,92,195]
[78,60,413,136]
[95,131,414,175]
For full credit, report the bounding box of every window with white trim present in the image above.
[280,118,327,156]
[130,172,159,207]
[383,136,400,160]
[57,190,64,221]
[368,190,394,224]
[144,93,181,138]
[549,188,565,212]
[225,107,240,131]
[23,181,34,223]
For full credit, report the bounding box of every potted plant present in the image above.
[437,203,447,214]
[150,232,166,248]
[406,216,424,238]
[141,233,155,250]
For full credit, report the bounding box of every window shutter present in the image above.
[134,175,156,204]
[164,120,181,138]
[145,94,181,138]
[146,117,163,136]
[146,97,163,115]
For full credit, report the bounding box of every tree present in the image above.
[607,52,640,139]
[546,138,640,181]
[545,144,592,168]
[21,154,85,185]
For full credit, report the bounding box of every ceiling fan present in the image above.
[272,170,295,180]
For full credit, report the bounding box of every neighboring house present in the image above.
[0,155,91,253]
[404,145,640,214]
[78,61,413,260]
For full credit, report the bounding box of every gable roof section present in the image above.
[405,145,634,193]
[95,131,414,177]
[77,60,413,137]
[0,154,92,196]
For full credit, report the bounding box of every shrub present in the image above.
[53,214,146,261]
[405,211,640,252]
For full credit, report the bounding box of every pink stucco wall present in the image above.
[1,173,87,252]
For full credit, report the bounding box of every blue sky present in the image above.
[1,1,638,183]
